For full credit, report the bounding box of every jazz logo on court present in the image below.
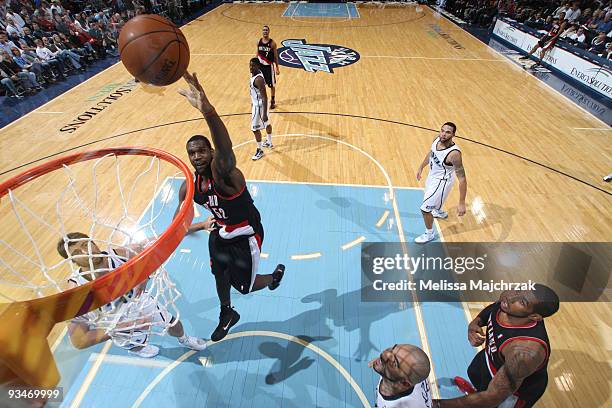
[278,39,360,73]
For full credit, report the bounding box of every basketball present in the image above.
[118,14,190,86]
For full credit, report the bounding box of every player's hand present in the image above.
[416,168,423,181]
[275,66,280,75]
[178,71,214,114]
[202,215,216,231]
[367,356,379,368]
[457,202,466,217]
[468,321,485,347]
[263,113,269,122]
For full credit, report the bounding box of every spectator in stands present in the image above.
[87,20,107,57]
[6,10,25,29]
[588,31,608,54]
[578,7,593,24]
[30,22,47,39]
[53,11,70,35]
[34,37,68,77]
[0,50,41,95]
[0,32,19,54]
[50,0,64,16]
[595,12,612,33]
[561,23,579,38]
[554,2,572,18]
[74,12,89,32]
[567,25,588,45]
[525,11,547,29]
[605,41,612,58]
[42,35,84,71]
[21,27,38,48]
[565,1,582,22]
[10,46,52,83]
[587,8,605,29]
[5,16,24,37]
[53,33,94,62]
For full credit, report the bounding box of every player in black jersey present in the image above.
[176,71,285,342]
[434,284,559,408]
[256,25,279,109]
[520,12,567,66]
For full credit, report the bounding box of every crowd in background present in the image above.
[440,0,612,59]
[0,0,192,99]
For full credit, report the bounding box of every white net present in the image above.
[0,151,185,348]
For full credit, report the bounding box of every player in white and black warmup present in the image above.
[249,58,273,161]
[415,122,467,244]
[369,344,432,407]
[176,72,285,342]
[256,25,279,109]
[58,232,207,358]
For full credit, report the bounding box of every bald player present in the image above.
[369,344,433,407]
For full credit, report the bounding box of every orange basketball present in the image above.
[118,14,190,86]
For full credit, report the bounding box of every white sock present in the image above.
[266,134,272,143]
[257,141,262,149]
[426,228,433,236]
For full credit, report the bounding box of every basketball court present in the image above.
[0,2,610,407]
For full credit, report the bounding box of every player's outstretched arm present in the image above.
[178,71,237,177]
[433,341,545,408]
[67,320,111,349]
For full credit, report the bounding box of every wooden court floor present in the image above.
[0,3,610,407]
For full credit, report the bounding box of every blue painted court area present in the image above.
[52,180,474,407]
[283,2,359,18]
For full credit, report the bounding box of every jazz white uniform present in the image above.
[376,379,432,408]
[420,137,461,213]
[250,71,269,131]
[69,248,172,349]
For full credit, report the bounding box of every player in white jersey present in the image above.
[249,58,273,161]
[57,232,207,358]
[415,122,467,244]
[369,344,433,407]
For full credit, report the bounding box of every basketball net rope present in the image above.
[1,153,182,348]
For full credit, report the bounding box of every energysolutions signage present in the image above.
[492,18,612,99]
[59,79,139,133]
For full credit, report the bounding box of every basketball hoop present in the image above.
[0,147,194,387]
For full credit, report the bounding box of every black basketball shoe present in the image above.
[211,305,240,342]
[268,264,285,291]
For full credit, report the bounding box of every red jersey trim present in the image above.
[496,310,537,329]
[257,53,273,65]
[213,182,246,200]
[216,219,250,232]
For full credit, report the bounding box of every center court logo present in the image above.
[278,39,360,73]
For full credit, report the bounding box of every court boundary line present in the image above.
[220,2,427,28]
[131,330,372,408]
[428,5,611,128]
[3,111,609,197]
[191,52,506,62]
